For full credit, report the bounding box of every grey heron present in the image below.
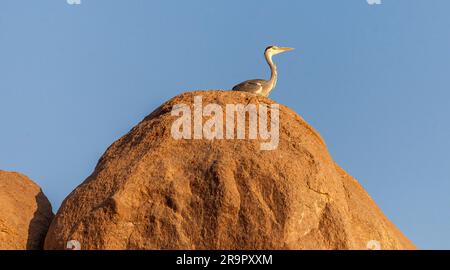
[232,45,294,97]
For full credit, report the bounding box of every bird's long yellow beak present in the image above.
[279,47,294,52]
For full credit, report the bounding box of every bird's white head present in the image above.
[265,45,295,57]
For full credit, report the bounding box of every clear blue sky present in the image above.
[1,0,449,249]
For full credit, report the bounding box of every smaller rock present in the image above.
[0,170,54,250]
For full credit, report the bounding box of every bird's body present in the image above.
[232,46,294,97]
[232,79,274,96]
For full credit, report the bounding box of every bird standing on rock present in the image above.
[232,45,294,97]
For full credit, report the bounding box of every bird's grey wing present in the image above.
[232,80,264,94]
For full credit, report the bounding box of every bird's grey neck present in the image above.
[265,52,278,88]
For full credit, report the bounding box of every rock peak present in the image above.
[44,90,415,250]
[0,170,54,250]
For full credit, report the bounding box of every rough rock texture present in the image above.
[45,90,415,250]
[0,171,54,250]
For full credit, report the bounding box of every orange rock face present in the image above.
[0,171,54,250]
[44,90,415,250]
